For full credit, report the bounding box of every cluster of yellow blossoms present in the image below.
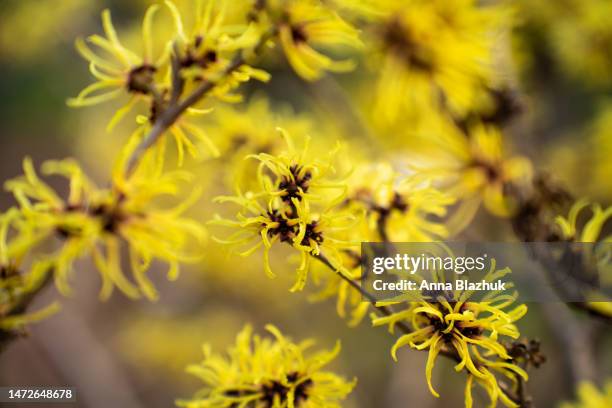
[373,262,528,407]
[4,0,610,407]
[363,0,510,123]
[413,122,533,220]
[4,154,205,301]
[1,0,366,397]
[179,325,355,407]
[211,128,533,405]
[212,131,355,292]
[1,0,364,311]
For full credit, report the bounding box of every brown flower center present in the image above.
[127,64,157,94]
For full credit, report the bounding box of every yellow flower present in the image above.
[415,121,532,221]
[212,130,357,292]
[165,0,270,100]
[68,6,168,128]
[70,1,270,132]
[109,149,208,299]
[212,190,355,292]
[372,261,527,407]
[346,162,454,241]
[178,324,356,408]
[257,0,362,81]
[0,210,60,332]
[4,156,206,300]
[308,163,454,325]
[366,0,509,123]
[251,133,347,206]
[117,1,273,167]
[560,380,612,408]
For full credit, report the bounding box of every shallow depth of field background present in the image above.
[0,1,611,407]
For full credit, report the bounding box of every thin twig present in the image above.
[511,357,533,408]
[169,42,184,105]
[124,55,245,176]
[312,252,412,332]
[124,30,275,176]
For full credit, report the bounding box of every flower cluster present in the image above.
[362,0,509,123]
[68,1,360,167]
[212,130,356,292]
[373,262,528,407]
[345,162,454,241]
[252,0,362,81]
[67,1,271,111]
[414,121,533,221]
[308,162,455,326]
[68,2,270,163]
[178,324,356,408]
[4,155,205,300]
[1,1,578,406]
[68,0,363,172]
[5,0,363,334]
[67,6,168,111]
